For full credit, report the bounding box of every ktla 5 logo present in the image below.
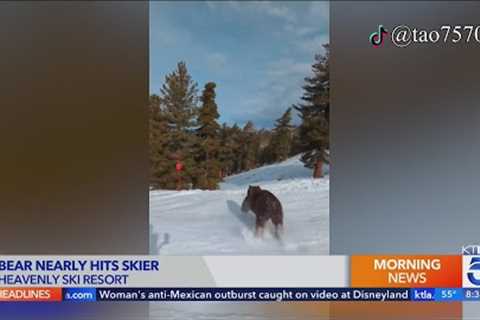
[463,256,480,287]
[369,25,389,47]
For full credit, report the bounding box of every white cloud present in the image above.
[309,1,329,22]
[232,58,312,127]
[223,1,297,23]
[297,33,330,56]
[266,59,311,78]
[150,1,329,127]
[206,52,227,71]
[260,2,296,23]
[279,2,329,49]
[285,24,319,37]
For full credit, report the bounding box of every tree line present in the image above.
[149,44,329,190]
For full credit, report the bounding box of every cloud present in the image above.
[150,7,193,48]
[259,2,296,23]
[297,33,330,56]
[309,1,329,22]
[284,24,318,37]
[230,58,312,127]
[266,59,311,78]
[150,1,329,128]
[206,52,227,72]
[219,1,297,24]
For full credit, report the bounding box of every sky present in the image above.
[150,1,329,128]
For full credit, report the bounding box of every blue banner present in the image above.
[46,287,480,303]
[63,288,97,302]
[94,288,410,302]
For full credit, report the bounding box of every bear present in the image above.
[241,185,283,239]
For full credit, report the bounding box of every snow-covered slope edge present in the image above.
[150,155,329,255]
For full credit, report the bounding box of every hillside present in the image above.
[150,155,329,255]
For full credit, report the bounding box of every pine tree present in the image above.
[269,108,294,162]
[160,62,198,189]
[218,123,236,177]
[294,44,329,178]
[257,129,274,165]
[230,123,244,174]
[241,121,259,171]
[149,94,170,189]
[194,82,222,189]
[289,127,303,157]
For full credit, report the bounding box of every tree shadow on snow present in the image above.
[226,200,256,232]
[150,224,170,255]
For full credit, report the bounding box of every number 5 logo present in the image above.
[468,257,480,286]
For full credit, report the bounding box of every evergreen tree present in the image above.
[230,123,244,174]
[269,108,294,162]
[149,53,332,189]
[149,94,170,189]
[218,123,236,177]
[289,127,303,157]
[241,121,259,171]
[257,128,274,165]
[194,82,222,189]
[160,62,198,189]
[294,44,329,178]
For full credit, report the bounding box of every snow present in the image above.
[150,155,329,255]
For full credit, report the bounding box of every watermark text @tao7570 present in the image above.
[370,24,480,48]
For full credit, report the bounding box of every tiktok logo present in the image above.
[369,25,389,47]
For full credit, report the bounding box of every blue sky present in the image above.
[150,1,329,128]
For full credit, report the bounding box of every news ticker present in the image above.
[0,251,480,302]
[1,287,480,302]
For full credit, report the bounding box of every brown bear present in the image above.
[241,185,283,239]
